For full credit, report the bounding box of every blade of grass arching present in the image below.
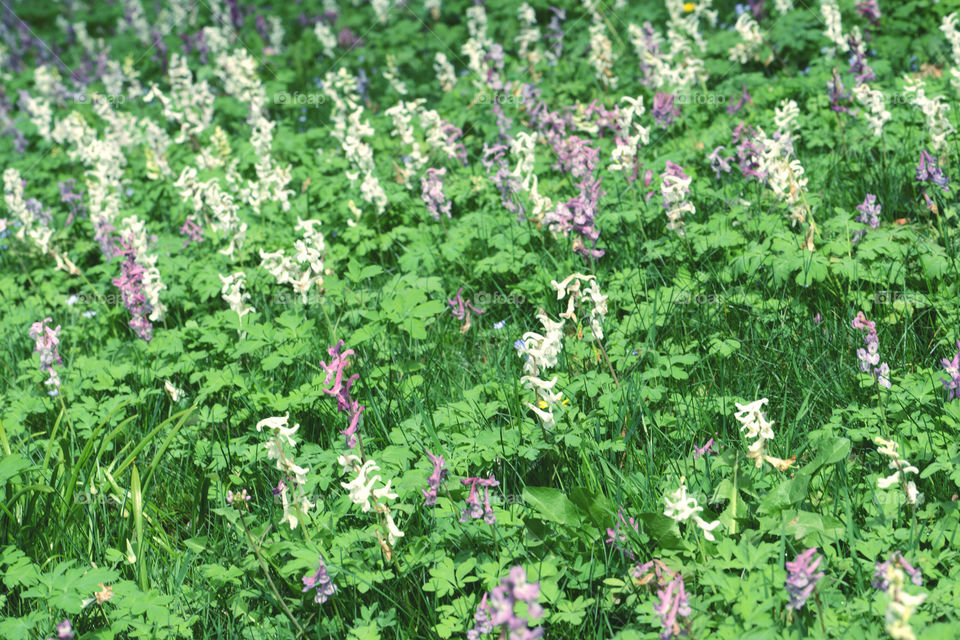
[131,465,147,590]
[141,404,197,494]
[95,414,140,467]
[111,407,196,480]
[61,401,134,520]
[0,416,11,456]
[40,404,66,475]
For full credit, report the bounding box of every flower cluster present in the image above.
[940,340,960,401]
[302,554,337,604]
[422,449,448,506]
[460,475,499,524]
[320,340,365,448]
[853,194,880,243]
[904,78,955,155]
[259,218,327,303]
[448,287,484,334]
[851,311,891,388]
[915,149,950,194]
[654,572,691,640]
[729,13,764,64]
[338,454,404,547]
[30,317,62,393]
[113,239,154,341]
[219,271,255,333]
[734,398,794,470]
[874,437,922,506]
[943,13,960,95]
[820,0,848,54]
[551,273,607,341]
[661,161,693,236]
[421,167,451,220]
[876,557,927,640]
[517,309,566,429]
[467,566,544,640]
[256,413,314,529]
[785,548,824,612]
[663,479,720,541]
[873,552,923,591]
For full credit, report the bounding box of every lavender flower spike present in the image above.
[940,340,960,401]
[654,573,691,639]
[785,547,824,611]
[302,554,337,604]
[422,449,448,505]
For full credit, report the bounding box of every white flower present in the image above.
[164,380,184,402]
[664,480,721,541]
[256,413,299,449]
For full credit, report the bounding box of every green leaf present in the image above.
[522,486,582,528]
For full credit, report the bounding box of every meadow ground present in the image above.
[2,1,960,639]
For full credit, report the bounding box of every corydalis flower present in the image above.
[448,287,484,333]
[605,506,639,558]
[693,437,718,460]
[663,480,720,541]
[651,92,680,128]
[851,311,891,388]
[338,454,404,547]
[653,573,691,639]
[422,449,447,505]
[302,554,337,604]
[785,548,824,611]
[256,413,314,529]
[853,194,881,243]
[112,240,153,341]
[940,340,960,401]
[29,317,62,392]
[320,341,365,448]
[661,161,693,237]
[421,167,451,220]
[874,437,922,505]
[915,150,950,193]
[468,566,544,640]
[876,557,927,640]
[873,552,923,590]
[461,475,499,524]
[734,398,795,470]
[706,146,733,180]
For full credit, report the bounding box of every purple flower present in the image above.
[112,239,153,341]
[302,554,337,604]
[605,506,639,558]
[180,215,204,246]
[468,566,544,640]
[422,449,448,505]
[461,475,499,524]
[916,150,949,193]
[421,167,451,220]
[856,0,882,25]
[448,287,485,332]
[693,437,718,459]
[654,573,691,639]
[545,7,566,65]
[706,146,733,179]
[940,340,960,401]
[873,551,923,590]
[54,619,75,640]
[320,341,365,448]
[29,317,63,390]
[852,311,890,388]
[785,548,824,611]
[853,194,881,242]
[227,488,251,504]
[337,28,363,50]
[59,179,86,226]
[652,92,681,128]
[726,84,752,115]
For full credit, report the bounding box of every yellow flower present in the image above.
[683,2,695,12]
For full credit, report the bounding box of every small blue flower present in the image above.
[494,320,506,330]
[514,339,525,351]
